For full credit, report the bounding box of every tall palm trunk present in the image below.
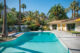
[23,8,24,13]
[2,0,8,37]
[18,0,21,32]
[0,13,1,18]
[72,10,74,18]
[76,10,78,18]
[74,9,75,18]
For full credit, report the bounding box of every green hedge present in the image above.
[70,31,80,33]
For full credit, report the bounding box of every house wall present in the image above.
[75,22,80,32]
[49,24,58,31]
[65,24,67,31]
[49,24,67,31]
[57,24,62,31]
[62,22,80,32]
[49,22,80,32]
[57,24,67,31]
[62,24,67,31]
[49,25,53,30]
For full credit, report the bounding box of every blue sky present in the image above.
[0,0,80,18]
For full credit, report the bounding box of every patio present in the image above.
[52,30,80,53]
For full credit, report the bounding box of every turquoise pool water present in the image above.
[0,32,68,53]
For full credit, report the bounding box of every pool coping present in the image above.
[0,33,24,42]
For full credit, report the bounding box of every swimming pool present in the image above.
[0,32,69,53]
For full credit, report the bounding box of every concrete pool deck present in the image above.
[52,30,80,53]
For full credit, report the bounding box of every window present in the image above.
[52,24,57,30]
[67,23,75,31]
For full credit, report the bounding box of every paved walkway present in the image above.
[52,31,80,53]
[0,33,24,42]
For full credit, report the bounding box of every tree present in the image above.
[0,2,4,18]
[21,4,26,13]
[72,1,77,18]
[70,3,74,18]
[75,1,80,17]
[7,12,17,25]
[22,11,39,31]
[0,12,17,25]
[76,6,79,17]
[22,11,48,31]
[40,12,46,20]
[69,0,80,18]
[34,11,39,17]
[17,12,25,20]
[11,8,16,12]
[2,0,8,37]
[70,0,79,18]
[33,10,40,21]
[0,18,3,25]
[27,11,34,18]
[18,0,21,32]
[24,11,34,25]
[64,8,70,13]
[0,2,4,12]
[48,4,68,20]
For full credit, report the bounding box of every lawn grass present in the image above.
[69,31,80,33]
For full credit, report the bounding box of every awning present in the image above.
[75,18,80,22]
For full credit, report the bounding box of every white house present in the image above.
[49,18,80,32]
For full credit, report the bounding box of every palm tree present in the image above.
[70,0,78,18]
[34,11,39,17]
[27,11,34,18]
[18,0,21,32]
[76,6,79,17]
[48,4,68,20]
[11,8,16,12]
[70,0,80,18]
[75,1,80,18]
[70,3,74,18]
[40,12,46,20]
[34,10,39,20]
[0,2,4,18]
[2,0,8,37]
[21,4,26,13]
[64,8,70,13]
[0,2,4,12]
[7,12,17,25]
[39,12,47,26]
[73,1,77,18]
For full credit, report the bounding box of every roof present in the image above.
[75,18,80,22]
[49,18,79,24]
[49,20,65,24]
